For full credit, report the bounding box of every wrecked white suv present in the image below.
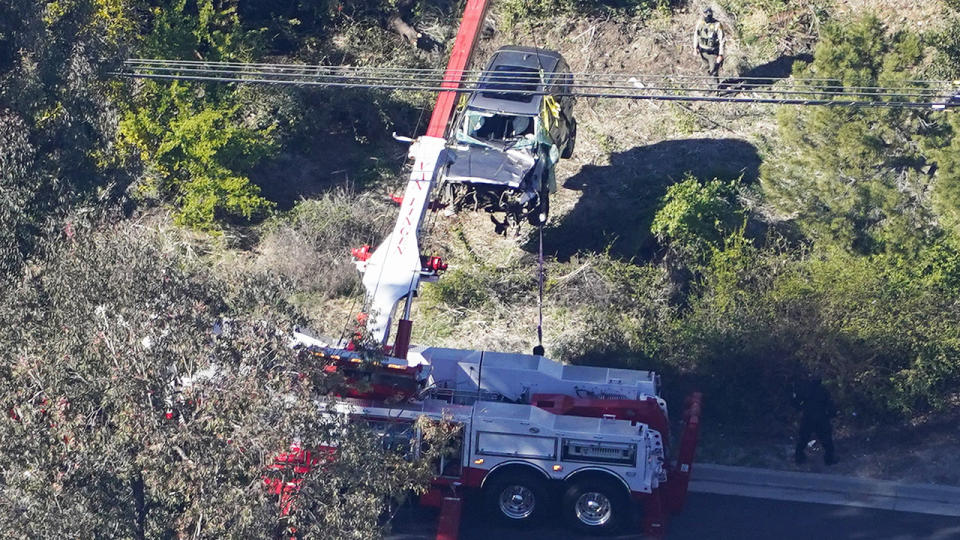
[443,46,576,230]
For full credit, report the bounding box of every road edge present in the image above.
[688,463,960,517]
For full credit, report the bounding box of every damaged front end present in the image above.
[442,140,555,233]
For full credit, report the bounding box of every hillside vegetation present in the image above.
[3,0,960,535]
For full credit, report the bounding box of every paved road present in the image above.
[388,493,960,540]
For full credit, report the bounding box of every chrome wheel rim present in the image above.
[575,491,612,526]
[498,485,536,519]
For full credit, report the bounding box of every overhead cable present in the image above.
[113,59,960,109]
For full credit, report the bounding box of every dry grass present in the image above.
[834,0,950,32]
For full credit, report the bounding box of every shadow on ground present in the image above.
[719,53,814,94]
[539,138,761,262]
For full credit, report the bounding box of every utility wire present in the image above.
[116,70,956,109]
[120,59,959,86]
[118,62,952,95]
[118,69,948,99]
[113,60,959,109]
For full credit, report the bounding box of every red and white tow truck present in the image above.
[286,344,701,537]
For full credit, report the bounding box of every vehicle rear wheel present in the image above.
[527,188,549,225]
[562,478,629,534]
[484,470,548,526]
[561,119,577,159]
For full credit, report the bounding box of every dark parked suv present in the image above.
[443,46,576,229]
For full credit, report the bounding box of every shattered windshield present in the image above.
[460,111,536,150]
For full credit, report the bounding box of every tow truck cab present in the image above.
[445,46,576,225]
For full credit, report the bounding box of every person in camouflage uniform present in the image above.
[694,7,725,83]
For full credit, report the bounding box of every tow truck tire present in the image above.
[561,119,577,159]
[483,470,548,526]
[562,477,629,534]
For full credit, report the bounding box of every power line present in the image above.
[115,73,957,109]
[117,59,956,98]
[112,60,960,109]
[120,59,958,86]
[117,69,948,100]
[119,65,949,97]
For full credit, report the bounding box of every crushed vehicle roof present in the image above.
[467,46,564,116]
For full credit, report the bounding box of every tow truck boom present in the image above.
[355,0,491,349]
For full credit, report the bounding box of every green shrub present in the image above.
[117,0,277,230]
[422,267,493,309]
[551,256,674,367]
[421,263,535,310]
[0,0,132,275]
[651,174,744,266]
[922,112,960,239]
[668,233,960,421]
[924,11,960,80]
[760,15,936,255]
[120,88,276,229]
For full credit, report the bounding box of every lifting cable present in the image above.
[531,33,548,358]
[533,223,546,358]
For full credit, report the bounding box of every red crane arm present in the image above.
[425,0,491,138]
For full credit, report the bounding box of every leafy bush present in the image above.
[118,1,276,230]
[652,174,744,265]
[551,256,675,367]
[922,112,960,238]
[666,232,960,421]
[0,0,131,274]
[120,90,277,229]
[924,9,960,80]
[0,220,442,538]
[421,261,535,310]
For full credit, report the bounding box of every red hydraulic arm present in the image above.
[424,0,491,138]
[274,2,490,532]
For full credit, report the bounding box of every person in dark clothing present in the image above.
[792,377,837,465]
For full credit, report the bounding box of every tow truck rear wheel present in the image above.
[483,470,548,526]
[562,478,629,534]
